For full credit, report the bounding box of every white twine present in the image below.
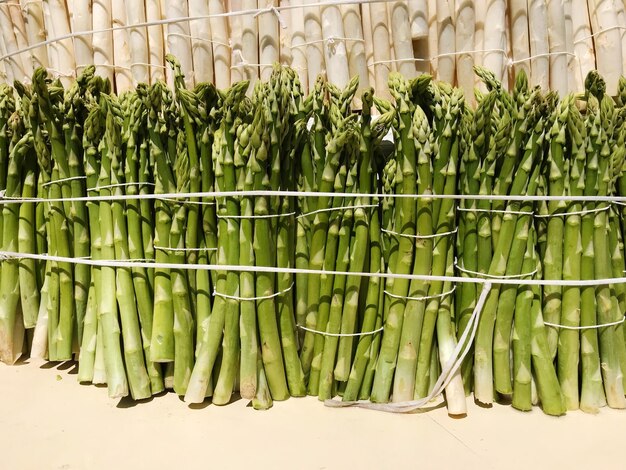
[325,281,492,412]
[574,25,626,44]
[297,324,384,337]
[79,63,131,71]
[129,62,167,70]
[153,245,217,252]
[253,4,287,29]
[384,286,456,303]
[296,203,379,219]
[533,204,610,218]
[455,259,538,280]
[87,182,155,192]
[167,32,231,49]
[213,281,294,301]
[5,190,626,205]
[507,51,577,66]
[457,206,534,216]
[216,211,296,219]
[231,50,277,69]
[544,316,626,331]
[41,175,87,187]
[291,35,364,49]
[159,197,215,206]
[368,48,508,68]
[381,227,457,240]
[2,250,626,287]
[46,68,75,78]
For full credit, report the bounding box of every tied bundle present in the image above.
[1,62,626,417]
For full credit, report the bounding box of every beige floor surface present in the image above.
[0,359,623,470]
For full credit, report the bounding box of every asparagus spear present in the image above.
[371,73,419,403]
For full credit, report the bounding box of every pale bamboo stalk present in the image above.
[0,29,11,85]
[504,0,512,89]
[572,0,595,91]
[93,0,115,84]
[290,0,308,90]
[614,0,626,76]
[390,1,417,80]
[320,0,349,87]
[238,0,258,89]
[112,0,134,92]
[427,0,437,76]
[546,0,568,96]
[342,3,369,97]
[386,2,396,72]
[527,0,550,89]
[189,0,214,84]
[436,0,455,84]
[456,0,475,106]
[9,2,32,77]
[410,0,428,74]
[165,0,194,88]
[563,0,577,93]
[483,0,507,83]
[145,0,165,83]
[360,2,375,88]
[230,0,244,83]
[125,0,150,84]
[588,0,623,95]
[209,0,231,89]
[20,0,49,70]
[408,0,427,39]
[68,0,93,77]
[474,0,485,71]
[303,0,324,85]
[258,0,279,82]
[508,0,530,79]
[370,1,391,99]
[280,0,293,67]
[45,0,76,86]
[41,0,61,82]
[0,4,28,82]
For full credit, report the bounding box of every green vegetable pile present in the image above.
[1,59,626,416]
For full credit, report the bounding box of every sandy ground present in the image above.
[0,359,624,470]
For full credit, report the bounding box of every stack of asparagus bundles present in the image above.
[3,0,626,98]
[3,62,626,417]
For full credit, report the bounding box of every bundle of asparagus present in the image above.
[1,62,626,417]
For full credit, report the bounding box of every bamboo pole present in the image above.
[456,0,475,106]
[69,0,93,77]
[93,0,115,84]
[572,0,595,91]
[145,0,165,83]
[210,0,231,89]
[320,0,350,87]
[370,1,391,99]
[290,0,308,90]
[547,0,568,96]
[45,0,76,86]
[483,0,507,83]
[165,0,194,88]
[112,0,134,91]
[588,0,622,95]
[436,0,455,85]
[126,0,150,84]
[20,0,49,71]
[391,1,417,79]
[508,0,529,80]
[528,0,550,89]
